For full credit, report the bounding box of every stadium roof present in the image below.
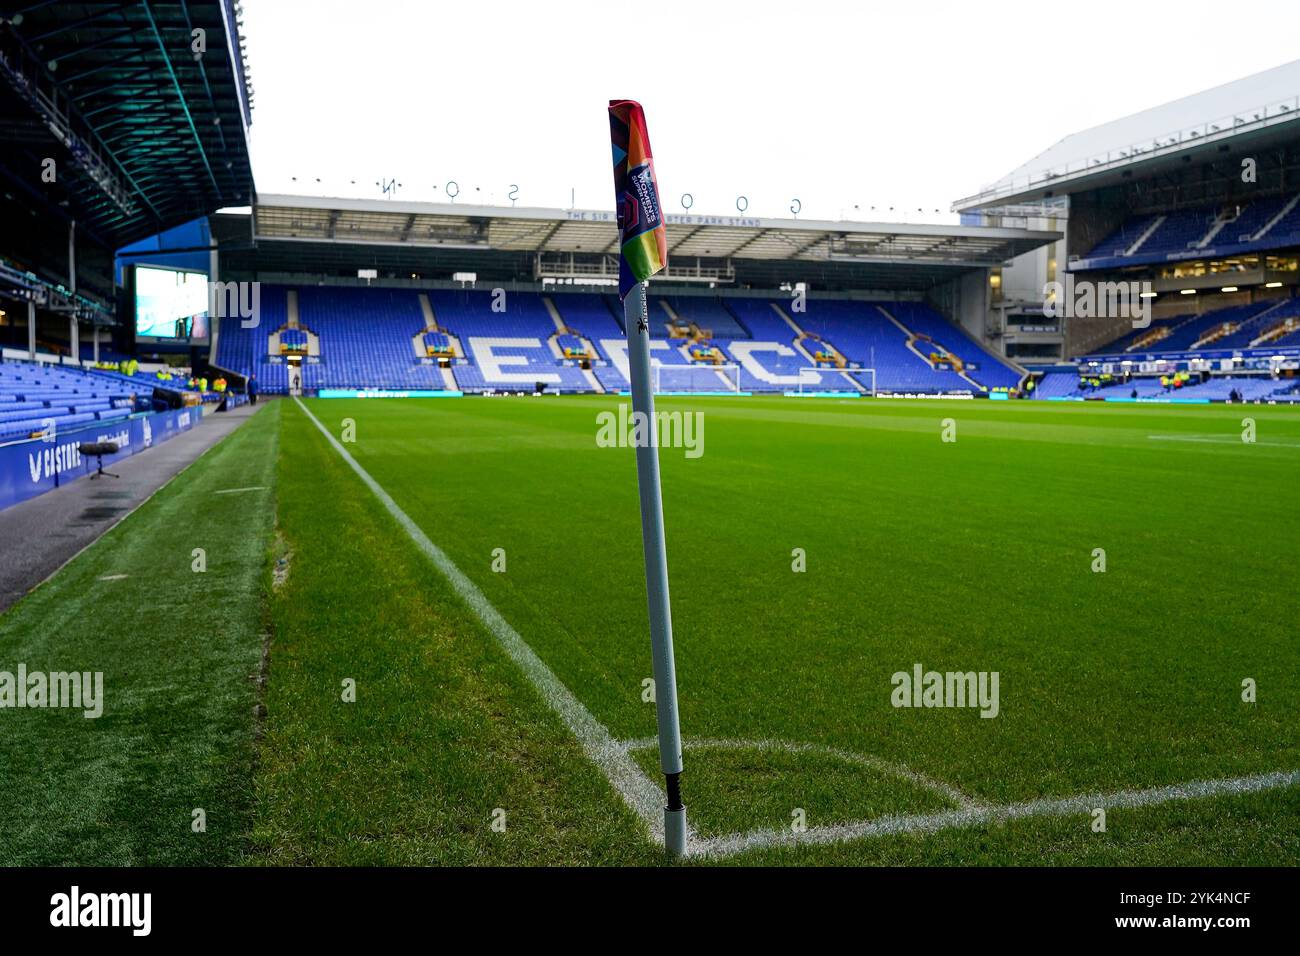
[954,59,1300,212]
[243,194,1059,290]
[0,1,254,250]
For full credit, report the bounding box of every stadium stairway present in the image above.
[882,305,986,392]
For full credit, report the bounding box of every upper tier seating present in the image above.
[1138,209,1218,256]
[1086,214,1162,258]
[1080,193,1300,265]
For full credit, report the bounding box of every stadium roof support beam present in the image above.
[178,0,230,156]
[243,195,1058,291]
[47,24,149,62]
[25,3,137,42]
[139,0,220,194]
[0,22,147,220]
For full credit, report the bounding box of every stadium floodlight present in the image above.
[609,99,687,858]
[1265,281,1284,288]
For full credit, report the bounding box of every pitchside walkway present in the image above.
[0,399,270,612]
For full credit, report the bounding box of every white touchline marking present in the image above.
[1148,434,1300,448]
[213,486,269,494]
[623,736,982,810]
[98,574,129,581]
[688,768,1300,860]
[294,397,1300,861]
[292,397,666,841]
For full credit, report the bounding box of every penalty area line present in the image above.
[290,398,667,843]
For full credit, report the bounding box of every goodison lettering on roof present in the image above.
[563,210,761,228]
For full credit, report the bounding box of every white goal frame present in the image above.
[797,366,875,397]
[653,363,742,394]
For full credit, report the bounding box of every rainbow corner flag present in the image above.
[609,99,668,300]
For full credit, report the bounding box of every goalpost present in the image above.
[796,367,876,397]
[653,363,742,394]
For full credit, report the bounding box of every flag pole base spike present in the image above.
[664,806,687,859]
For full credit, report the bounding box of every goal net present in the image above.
[653,363,742,394]
[796,367,875,396]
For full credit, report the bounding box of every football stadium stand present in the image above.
[954,60,1300,402]
[1075,193,1300,270]
[1038,369,1300,402]
[212,286,1027,397]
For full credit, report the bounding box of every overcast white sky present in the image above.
[241,0,1300,223]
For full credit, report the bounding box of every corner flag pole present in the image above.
[624,280,686,856]
[609,99,687,857]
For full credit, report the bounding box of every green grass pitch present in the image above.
[3,395,1298,865]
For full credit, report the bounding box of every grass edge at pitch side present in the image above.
[245,397,659,865]
[0,402,280,865]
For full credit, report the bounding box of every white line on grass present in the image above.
[688,768,1300,860]
[293,398,1300,861]
[623,736,982,810]
[213,485,269,494]
[291,398,667,841]
[1148,434,1300,448]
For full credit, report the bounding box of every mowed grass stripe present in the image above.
[0,403,279,865]
[248,398,657,864]
[308,395,1299,863]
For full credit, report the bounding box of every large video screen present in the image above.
[134,266,209,342]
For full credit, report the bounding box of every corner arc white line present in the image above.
[622,736,981,810]
[688,769,1300,860]
[291,397,667,842]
